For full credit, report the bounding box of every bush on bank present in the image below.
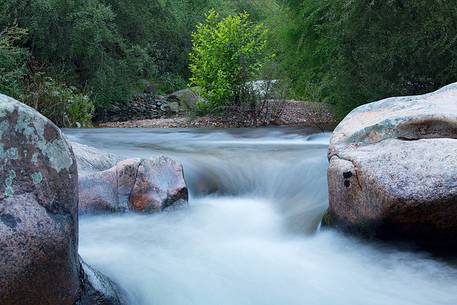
[189,10,273,113]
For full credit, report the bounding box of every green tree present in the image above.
[189,10,272,112]
[278,0,457,117]
[0,0,157,106]
[0,0,278,119]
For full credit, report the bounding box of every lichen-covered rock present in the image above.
[0,94,80,305]
[327,83,457,249]
[0,94,126,305]
[79,156,188,214]
[70,141,119,173]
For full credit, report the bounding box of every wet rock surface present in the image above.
[70,141,119,173]
[327,83,457,250]
[78,259,127,305]
[79,156,188,214]
[0,94,126,305]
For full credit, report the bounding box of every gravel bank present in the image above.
[99,100,337,130]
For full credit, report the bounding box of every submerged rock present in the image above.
[79,156,188,214]
[327,83,457,250]
[0,94,126,305]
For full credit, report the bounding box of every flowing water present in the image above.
[65,128,457,305]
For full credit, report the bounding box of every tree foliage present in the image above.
[0,0,277,108]
[277,0,457,117]
[189,10,272,112]
[0,25,29,98]
[2,0,455,123]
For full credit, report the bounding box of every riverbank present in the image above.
[98,100,337,130]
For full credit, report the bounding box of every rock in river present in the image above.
[70,141,119,173]
[326,83,457,250]
[0,94,126,305]
[79,156,188,214]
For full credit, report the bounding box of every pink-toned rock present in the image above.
[0,94,80,305]
[79,156,188,214]
[130,157,188,212]
[79,169,120,213]
[0,94,126,305]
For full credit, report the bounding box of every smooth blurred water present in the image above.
[65,128,457,305]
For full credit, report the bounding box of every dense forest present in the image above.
[1,0,456,126]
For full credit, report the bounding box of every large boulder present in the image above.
[0,94,126,305]
[327,83,457,249]
[167,88,207,112]
[79,156,188,214]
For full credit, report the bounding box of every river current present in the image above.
[64,128,457,305]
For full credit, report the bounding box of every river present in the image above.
[64,128,457,305]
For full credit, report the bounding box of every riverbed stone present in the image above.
[70,141,119,173]
[327,83,457,249]
[130,156,189,212]
[0,94,127,305]
[79,156,188,214]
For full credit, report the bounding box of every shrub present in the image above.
[189,10,272,113]
[24,74,94,127]
[0,25,29,98]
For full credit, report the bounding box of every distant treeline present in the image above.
[1,0,456,125]
[277,0,457,116]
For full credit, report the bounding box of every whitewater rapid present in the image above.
[65,128,457,305]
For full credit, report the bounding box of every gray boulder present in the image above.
[327,83,457,248]
[167,88,207,112]
[79,156,188,214]
[70,141,119,173]
[0,94,126,305]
